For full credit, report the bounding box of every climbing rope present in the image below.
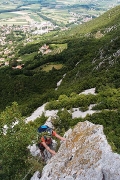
[22,167,34,180]
[22,156,41,180]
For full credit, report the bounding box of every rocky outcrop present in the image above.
[38,121,120,180]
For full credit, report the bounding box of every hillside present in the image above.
[0,5,120,113]
[0,5,120,180]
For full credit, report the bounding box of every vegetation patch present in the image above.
[45,93,97,110]
[49,43,67,49]
[41,63,63,72]
[48,43,67,55]
[21,52,37,62]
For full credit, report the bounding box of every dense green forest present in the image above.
[0,5,120,180]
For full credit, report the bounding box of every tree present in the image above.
[53,109,72,133]
[0,102,36,180]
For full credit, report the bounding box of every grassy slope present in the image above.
[58,5,120,38]
[54,5,120,91]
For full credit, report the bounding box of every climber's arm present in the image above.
[52,131,66,141]
[41,141,56,156]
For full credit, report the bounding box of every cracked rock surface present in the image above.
[32,121,120,180]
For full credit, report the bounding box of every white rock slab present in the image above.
[80,88,96,95]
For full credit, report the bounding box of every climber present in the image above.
[37,125,66,158]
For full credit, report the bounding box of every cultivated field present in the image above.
[0,0,119,26]
[41,63,63,72]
